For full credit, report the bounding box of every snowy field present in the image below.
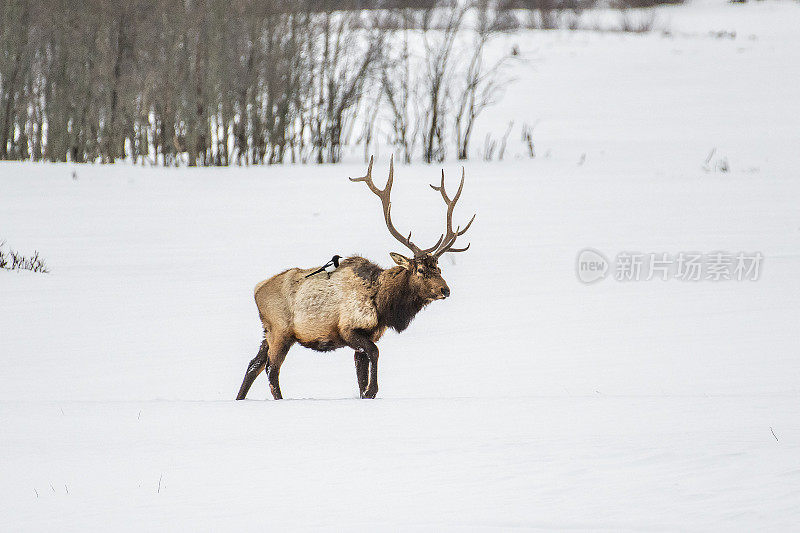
[2,1,800,530]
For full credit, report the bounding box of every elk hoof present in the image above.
[362,387,378,399]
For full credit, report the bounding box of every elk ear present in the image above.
[389,252,412,270]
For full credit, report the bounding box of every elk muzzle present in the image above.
[434,284,451,300]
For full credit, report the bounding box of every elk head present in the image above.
[350,156,475,301]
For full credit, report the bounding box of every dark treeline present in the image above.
[0,0,667,166]
[0,0,404,165]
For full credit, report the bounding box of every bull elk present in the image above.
[235,156,474,400]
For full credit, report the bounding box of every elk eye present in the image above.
[417,268,424,275]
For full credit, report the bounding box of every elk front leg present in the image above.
[354,351,369,397]
[236,339,269,400]
[365,351,379,399]
[345,330,379,399]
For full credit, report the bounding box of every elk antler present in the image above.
[350,156,444,257]
[429,167,476,257]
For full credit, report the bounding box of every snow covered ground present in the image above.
[2,1,800,530]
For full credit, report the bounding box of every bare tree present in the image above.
[421,2,466,164]
[305,9,383,164]
[0,0,31,159]
[454,2,516,160]
[380,8,422,164]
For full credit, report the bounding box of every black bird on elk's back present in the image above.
[305,255,341,278]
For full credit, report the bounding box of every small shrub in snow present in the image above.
[0,241,49,273]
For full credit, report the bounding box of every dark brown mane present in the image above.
[342,256,429,333]
[376,266,429,332]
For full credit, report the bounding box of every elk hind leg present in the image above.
[266,337,293,400]
[236,338,269,400]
